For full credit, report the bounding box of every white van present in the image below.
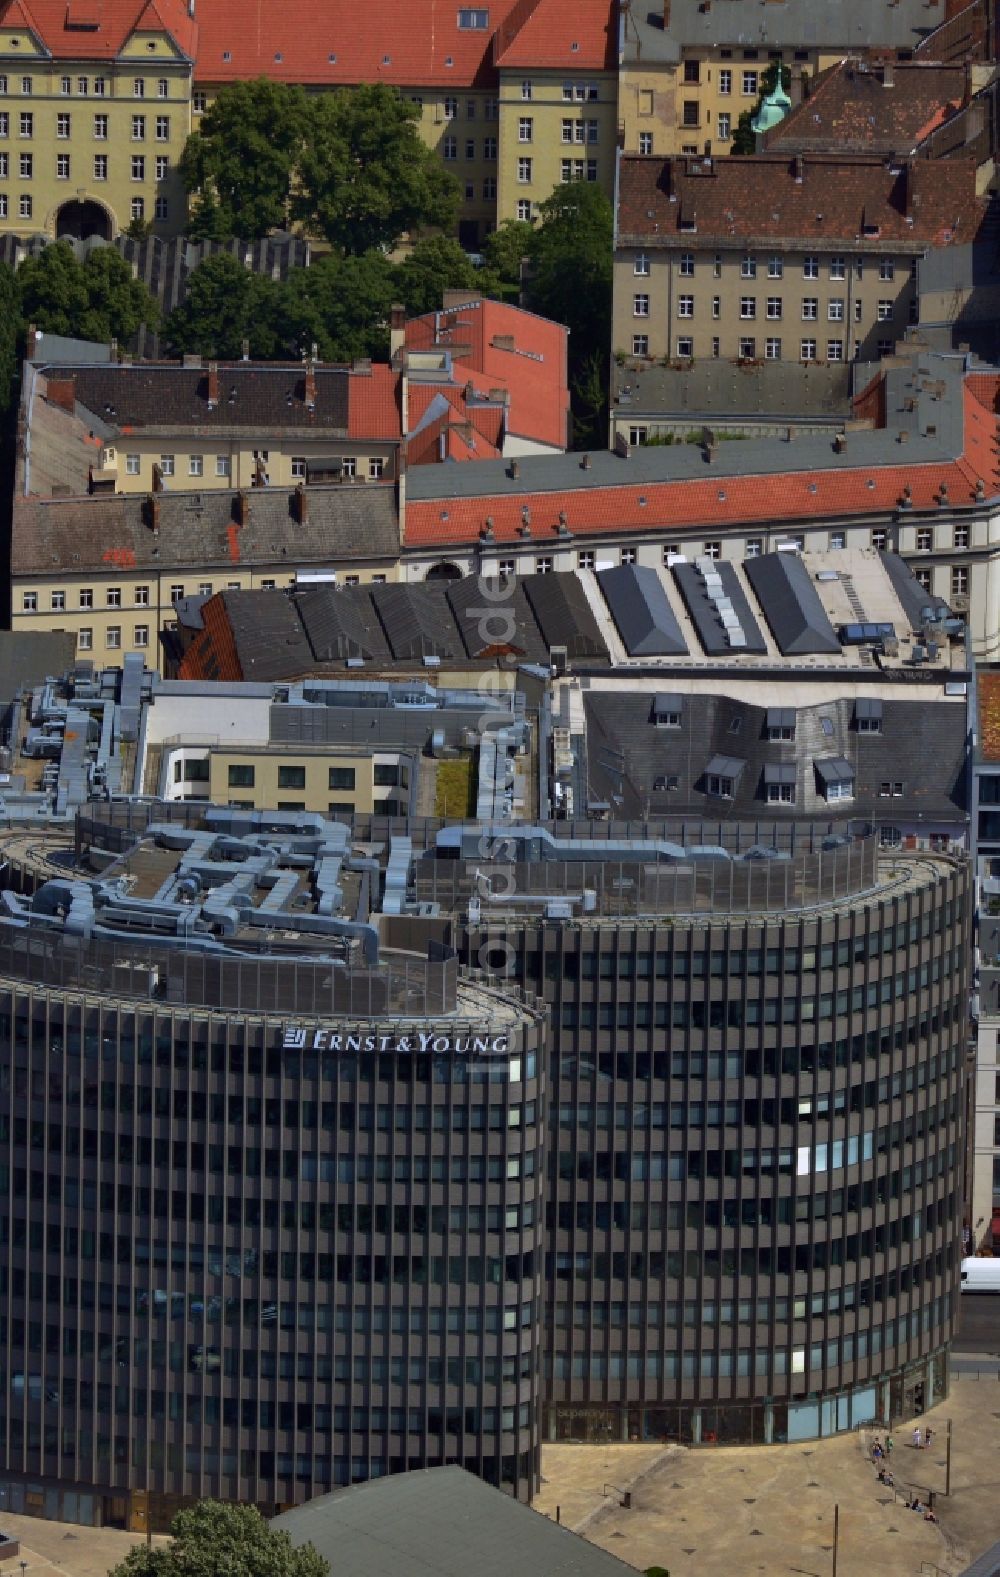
[960,1256,1000,1292]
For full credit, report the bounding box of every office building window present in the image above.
[106,626,121,649]
[828,299,844,321]
[133,625,149,647]
[94,113,108,138]
[56,112,70,137]
[827,339,843,361]
[18,194,30,218]
[633,293,649,316]
[951,567,968,596]
[78,628,92,649]
[801,298,818,320]
[18,112,31,138]
[56,153,70,178]
[517,157,531,182]
[639,131,653,154]
[717,113,730,140]
[738,336,756,358]
[93,154,107,179]
[740,297,756,318]
[676,336,693,357]
[632,334,648,355]
[765,337,781,359]
[518,116,532,141]
[132,113,145,140]
[800,339,816,360]
[742,70,758,94]
[131,154,145,180]
[189,455,203,477]
[678,295,694,317]
[877,300,893,321]
[18,153,31,177]
[766,297,782,319]
[803,255,819,278]
[156,115,169,140]
[719,70,732,94]
[155,156,168,179]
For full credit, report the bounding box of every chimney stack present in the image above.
[581,453,591,470]
[793,153,804,183]
[977,478,987,501]
[834,432,848,454]
[510,459,520,480]
[390,302,407,358]
[144,492,160,532]
[26,323,38,361]
[881,60,894,88]
[304,357,316,412]
[294,482,308,523]
[241,338,250,362]
[206,361,219,410]
[152,462,164,493]
[236,489,250,525]
[45,376,76,413]
[663,0,670,24]
[937,481,949,505]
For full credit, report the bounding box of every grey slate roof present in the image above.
[370,584,468,661]
[598,563,688,656]
[12,485,400,575]
[295,585,393,665]
[40,362,351,435]
[743,553,841,656]
[671,562,768,655]
[620,0,938,65]
[446,575,551,661]
[521,573,608,660]
[221,591,316,682]
[584,689,968,824]
[272,1466,638,1577]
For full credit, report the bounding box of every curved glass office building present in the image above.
[413,820,970,1449]
[0,807,546,1528]
[0,805,970,1526]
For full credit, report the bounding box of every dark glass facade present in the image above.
[0,815,970,1527]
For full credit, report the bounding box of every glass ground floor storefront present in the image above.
[547,1347,949,1447]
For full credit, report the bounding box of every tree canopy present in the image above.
[108,1501,328,1577]
[181,80,460,251]
[179,79,307,241]
[16,241,159,344]
[523,183,613,446]
[393,236,486,317]
[161,252,282,359]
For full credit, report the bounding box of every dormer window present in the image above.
[855,697,882,733]
[766,707,795,741]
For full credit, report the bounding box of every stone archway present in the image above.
[55,200,113,241]
[425,560,464,582]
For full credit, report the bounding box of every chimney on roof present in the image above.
[45,376,76,413]
[480,515,495,542]
[390,302,407,358]
[294,482,308,524]
[789,64,806,105]
[792,154,804,183]
[903,158,921,217]
[152,462,164,493]
[236,489,250,526]
[581,453,591,469]
[144,492,160,533]
[881,60,894,87]
[206,361,219,411]
[663,0,670,24]
[510,459,520,480]
[110,336,118,362]
[834,432,848,453]
[519,506,531,537]
[241,338,250,362]
[25,323,37,361]
[188,0,194,15]
[304,357,316,413]
[557,510,571,536]
[900,483,913,508]
[977,477,987,500]
[937,481,949,505]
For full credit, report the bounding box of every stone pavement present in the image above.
[536,1373,1000,1577]
[0,1514,167,1577]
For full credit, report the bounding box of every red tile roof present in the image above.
[194,0,518,88]
[405,295,569,449]
[347,366,401,441]
[0,0,197,59]
[765,61,968,156]
[404,376,1000,547]
[493,0,616,71]
[618,152,984,248]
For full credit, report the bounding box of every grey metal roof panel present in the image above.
[743,553,841,656]
[520,573,608,661]
[766,707,796,728]
[816,756,855,785]
[671,562,767,656]
[653,692,684,716]
[273,1466,637,1577]
[705,754,746,779]
[763,762,797,784]
[880,550,951,629]
[855,697,884,719]
[597,563,688,656]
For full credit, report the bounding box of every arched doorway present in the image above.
[425,560,464,582]
[55,200,112,241]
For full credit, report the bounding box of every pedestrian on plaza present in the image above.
[886,1434,894,1456]
[872,1440,883,1462]
[925,1428,934,1450]
[913,1426,923,1449]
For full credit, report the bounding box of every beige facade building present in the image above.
[612,152,983,369]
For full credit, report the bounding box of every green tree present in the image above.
[108,1500,328,1577]
[17,241,157,345]
[525,183,613,447]
[275,251,396,362]
[180,78,307,240]
[482,218,534,288]
[0,261,20,413]
[295,84,460,253]
[730,61,791,154]
[164,253,282,359]
[393,235,487,316]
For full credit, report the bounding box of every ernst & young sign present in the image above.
[282,1026,510,1056]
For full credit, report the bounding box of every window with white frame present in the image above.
[717,113,730,140]
[765,337,781,359]
[738,336,756,358]
[78,628,92,649]
[633,293,649,316]
[740,297,756,318]
[766,297,782,319]
[639,131,653,154]
[801,298,817,320]
[678,295,694,317]
[106,626,121,649]
[125,454,140,475]
[740,255,756,279]
[828,299,844,321]
[133,625,149,647]
[676,336,693,357]
[634,253,650,275]
[800,339,816,360]
[803,255,819,279]
[189,455,203,477]
[679,252,694,276]
[632,334,648,355]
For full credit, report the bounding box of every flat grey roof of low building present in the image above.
[621,0,940,65]
[272,1466,638,1577]
[612,358,852,425]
